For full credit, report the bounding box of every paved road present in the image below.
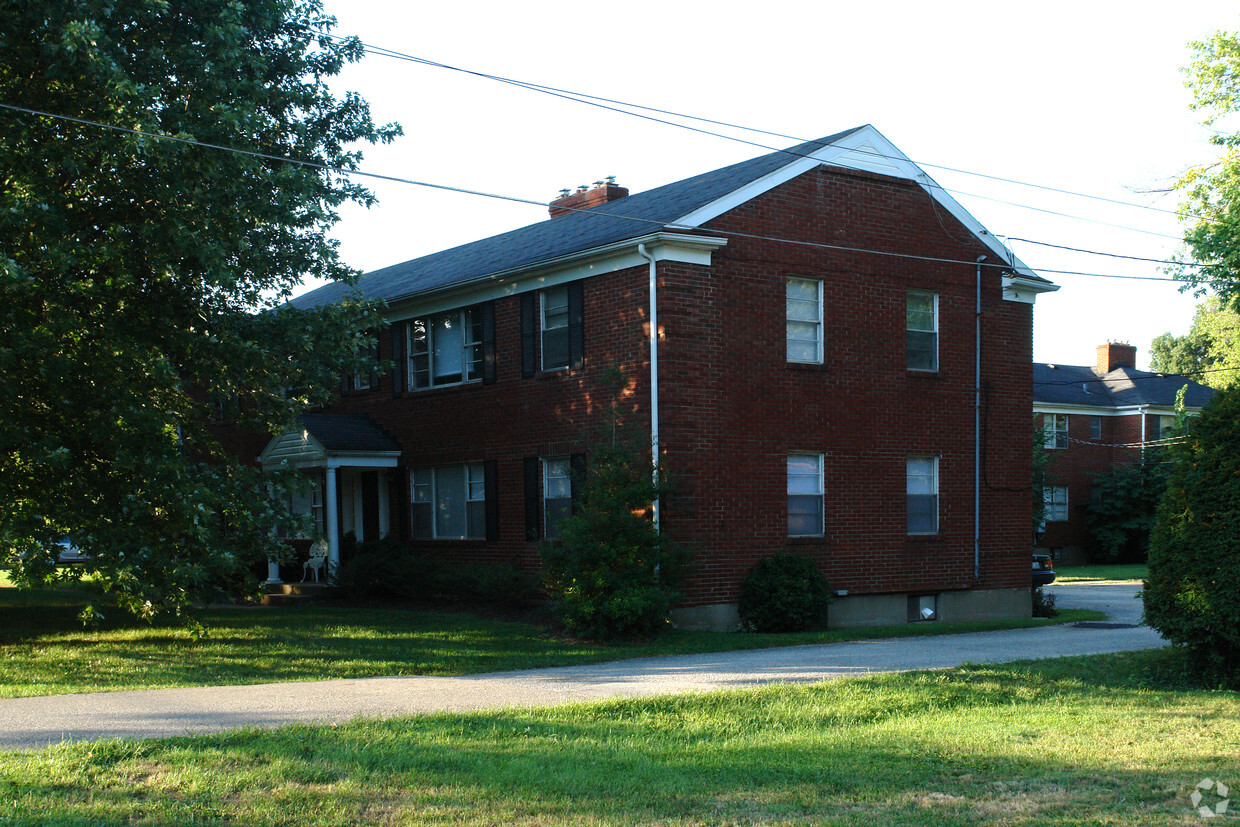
[0,582,1160,751]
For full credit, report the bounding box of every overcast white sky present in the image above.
[314,0,1238,371]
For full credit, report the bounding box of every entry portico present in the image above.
[258,413,401,581]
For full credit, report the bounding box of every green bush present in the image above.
[334,537,441,601]
[738,554,830,632]
[1144,384,1240,686]
[1082,460,1170,563]
[541,434,688,641]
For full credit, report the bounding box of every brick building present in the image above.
[266,125,1057,629]
[1033,341,1215,564]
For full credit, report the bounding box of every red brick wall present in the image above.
[313,163,1034,606]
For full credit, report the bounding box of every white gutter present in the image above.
[637,243,660,533]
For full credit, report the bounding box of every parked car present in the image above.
[1033,553,1056,587]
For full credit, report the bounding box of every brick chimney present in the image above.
[548,177,629,218]
[1096,341,1137,373]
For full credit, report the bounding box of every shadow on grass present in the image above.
[5,657,1231,825]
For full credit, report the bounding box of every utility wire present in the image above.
[1007,237,1206,268]
[342,38,1197,223]
[0,101,1194,284]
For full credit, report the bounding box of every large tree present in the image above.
[1150,296,1240,388]
[1174,29,1240,308]
[0,1,398,626]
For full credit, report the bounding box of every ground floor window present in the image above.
[907,456,938,535]
[543,457,572,539]
[788,453,824,536]
[1043,485,1069,522]
[411,463,487,539]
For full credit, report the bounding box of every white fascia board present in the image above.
[325,453,401,469]
[668,124,1049,290]
[385,232,727,322]
[1033,403,1192,417]
[1004,275,1059,304]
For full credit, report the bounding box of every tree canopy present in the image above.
[1174,29,1240,308]
[0,1,398,626]
[1150,296,1240,388]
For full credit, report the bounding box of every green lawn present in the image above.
[1055,563,1148,582]
[0,585,1101,698]
[2,649,1234,825]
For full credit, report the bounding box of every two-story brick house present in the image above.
[263,124,1057,629]
[1034,341,1215,564]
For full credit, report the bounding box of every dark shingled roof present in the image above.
[1033,363,1216,409]
[298,413,400,453]
[289,128,868,310]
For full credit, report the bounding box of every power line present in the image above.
[0,101,1194,284]
[342,38,1196,224]
[1007,237,1206,268]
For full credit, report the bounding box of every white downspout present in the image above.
[637,243,660,533]
[1139,405,1148,461]
[974,256,986,583]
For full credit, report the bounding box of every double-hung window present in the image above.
[541,287,570,370]
[907,456,938,535]
[543,457,572,539]
[407,307,483,389]
[1043,413,1068,450]
[411,463,487,539]
[1043,486,1068,522]
[786,278,823,363]
[787,454,824,536]
[906,291,938,372]
[1090,416,1103,441]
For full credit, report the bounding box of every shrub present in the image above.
[541,433,689,641]
[1144,384,1240,687]
[738,554,830,632]
[1082,460,1170,563]
[1032,587,1057,618]
[334,537,441,601]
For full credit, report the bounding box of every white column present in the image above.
[265,557,283,586]
[324,466,340,579]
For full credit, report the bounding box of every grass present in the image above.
[0,584,1102,699]
[1,649,1235,825]
[1055,563,1148,582]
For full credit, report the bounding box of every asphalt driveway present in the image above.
[0,582,1161,751]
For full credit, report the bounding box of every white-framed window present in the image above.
[1043,413,1069,450]
[906,291,938,371]
[1090,416,1102,441]
[542,286,570,370]
[786,278,823,363]
[787,453,824,536]
[907,456,938,535]
[277,476,325,539]
[543,457,572,539]
[407,308,483,390]
[1158,415,1177,440]
[411,463,486,539]
[1043,485,1069,522]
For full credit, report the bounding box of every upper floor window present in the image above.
[1090,416,1102,441]
[542,286,570,370]
[1043,413,1068,450]
[906,291,938,372]
[788,453,824,536]
[522,283,584,376]
[407,308,483,390]
[786,278,823,363]
[907,456,938,535]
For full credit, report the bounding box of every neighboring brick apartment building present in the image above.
[262,125,1058,629]
[1033,341,1215,564]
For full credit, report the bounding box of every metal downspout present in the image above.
[975,256,986,583]
[637,243,660,533]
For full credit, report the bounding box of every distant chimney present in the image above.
[1096,341,1137,373]
[549,177,628,218]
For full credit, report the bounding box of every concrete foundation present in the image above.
[672,588,1032,632]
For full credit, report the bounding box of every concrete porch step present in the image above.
[260,582,339,606]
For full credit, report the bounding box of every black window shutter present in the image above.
[568,281,585,370]
[481,302,497,385]
[391,321,405,397]
[523,456,541,540]
[570,453,587,514]
[484,459,499,541]
[520,293,536,378]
